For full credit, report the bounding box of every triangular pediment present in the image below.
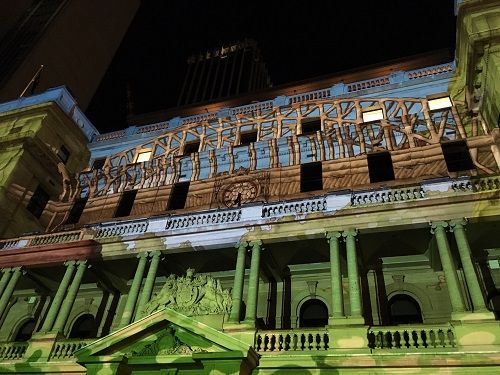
[76,308,252,364]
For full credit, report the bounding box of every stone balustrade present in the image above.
[165,209,242,230]
[0,175,499,250]
[28,230,84,247]
[262,198,327,218]
[350,186,426,206]
[367,325,456,350]
[288,88,331,104]
[93,220,149,238]
[255,329,330,352]
[50,339,93,360]
[0,342,28,361]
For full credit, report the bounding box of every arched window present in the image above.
[388,294,423,325]
[69,314,97,339]
[14,319,36,342]
[299,299,328,327]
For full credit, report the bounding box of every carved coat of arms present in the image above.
[142,269,231,317]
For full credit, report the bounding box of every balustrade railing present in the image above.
[368,325,456,350]
[256,329,330,352]
[262,198,327,218]
[94,220,149,238]
[50,339,94,360]
[28,230,83,246]
[0,342,28,361]
[351,186,426,206]
[165,209,242,230]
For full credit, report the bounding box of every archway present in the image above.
[14,319,36,342]
[299,299,328,327]
[69,314,97,339]
[388,294,423,324]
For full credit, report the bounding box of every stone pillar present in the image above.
[450,219,489,312]
[431,222,465,313]
[229,242,248,323]
[0,268,12,298]
[243,240,262,325]
[40,261,76,332]
[119,253,148,328]
[343,230,363,320]
[135,251,161,321]
[0,267,22,319]
[53,261,87,333]
[326,232,344,321]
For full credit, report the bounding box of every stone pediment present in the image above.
[76,307,257,373]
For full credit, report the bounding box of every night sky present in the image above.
[85,0,456,133]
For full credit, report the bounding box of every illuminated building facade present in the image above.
[0,1,499,373]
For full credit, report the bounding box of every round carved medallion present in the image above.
[221,180,259,207]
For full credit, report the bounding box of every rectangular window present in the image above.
[183,141,200,155]
[441,140,474,172]
[57,145,70,164]
[239,131,257,146]
[92,158,106,170]
[135,150,152,163]
[66,197,88,224]
[300,162,323,192]
[367,152,395,183]
[114,190,137,218]
[167,181,190,210]
[301,119,321,136]
[26,185,50,219]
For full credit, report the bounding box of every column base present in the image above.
[328,326,370,351]
[451,310,496,321]
[329,315,365,326]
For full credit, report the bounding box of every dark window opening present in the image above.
[239,131,257,146]
[57,145,70,164]
[26,185,50,219]
[300,162,323,192]
[441,140,474,172]
[114,189,137,218]
[69,314,97,339]
[367,152,395,183]
[388,294,423,325]
[167,182,190,210]
[92,158,106,170]
[66,197,88,224]
[14,319,36,342]
[301,119,321,136]
[183,141,200,155]
[299,299,328,328]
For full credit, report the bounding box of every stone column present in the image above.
[229,242,248,323]
[431,222,465,313]
[119,253,148,328]
[53,261,87,333]
[343,230,362,319]
[243,240,262,325]
[40,261,76,332]
[135,251,162,321]
[0,267,22,319]
[0,268,12,298]
[450,219,489,312]
[326,232,344,320]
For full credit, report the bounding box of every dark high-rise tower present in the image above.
[177,39,272,106]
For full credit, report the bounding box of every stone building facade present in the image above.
[0,1,499,373]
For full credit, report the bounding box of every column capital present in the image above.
[148,250,162,258]
[235,241,248,250]
[342,229,358,238]
[449,218,468,231]
[63,260,76,267]
[136,252,148,259]
[249,240,262,249]
[430,221,449,233]
[12,266,23,273]
[1,268,12,273]
[326,231,342,241]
